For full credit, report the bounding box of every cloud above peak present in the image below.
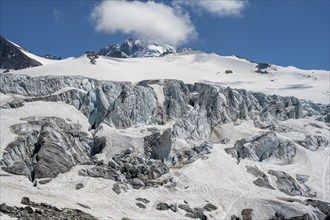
[91,0,196,46]
[90,0,248,45]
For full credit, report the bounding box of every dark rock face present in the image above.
[144,128,172,160]
[296,174,309,184]
[227,132,296,164]
[79,148,169,188]
[1,117,93,181]
[76,183,84,190]
[241,208,253,220]
[0,35,42,70]
[245,165,275,190]
[136,198,150,204]
[268,170,316,197]
[298,135,329,151]
[156,202,170,211]
[135,203,146,209]
[0,198,96,220]
[255,63,271,74]
[203,203,217,211]
[304,199,330,216]
[98,38,177,58]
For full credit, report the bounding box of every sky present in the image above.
[0,0,329,70]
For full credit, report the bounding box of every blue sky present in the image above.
[1,0,329,70]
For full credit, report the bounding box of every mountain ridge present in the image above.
[98,37,191,58]
[0,35,42,70]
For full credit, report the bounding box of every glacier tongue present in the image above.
[0,73,329,220]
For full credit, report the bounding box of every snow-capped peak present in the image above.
[98,37,188,58]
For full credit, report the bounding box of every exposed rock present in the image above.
[304,199,330,216]
[77,203,91,209]
[253,178,275,190]
[275,211,286,220]
[38,178,52,185]
[178,204,194,214]
[255,63,271,74]
[193,208,207,220]
[80,148,169,189]
[0,35,42,70]
[193,140,213,155]
[203,203,217,211]
[0,99,25,109]
[76,183,84,190]
[135,203,146,209]
[98,38,177,58]
[287,214,312,220]
[219,138,230,144]
[241,208,253,220]
[156,202,170,211]
[296,174,309,184]
[1,117,93,181]
[298,135,329,151]
[227,132,296,164]
[185,212,198,219]
[131,178,145,189]
[21,197,31,205]
[136,198,150,204]
[231,215,241,220]
[268,170,316,197]
[169,204,177,212]
[112,183,122,195]
[144,128,172,160]
[0,203,16,213]
[246,165,275,190]
[0,198,97,220]
[24,206,34,214]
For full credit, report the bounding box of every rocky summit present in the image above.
[0,37,329,220]
[98,37,189,58]
[0,35,42,71]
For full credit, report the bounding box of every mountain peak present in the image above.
[0,35,42,70]
[98,37,189,58]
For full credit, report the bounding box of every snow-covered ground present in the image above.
[1,48,329,219]
[8,52,329,104]
[0,101,329,219]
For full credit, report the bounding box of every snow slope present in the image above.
[0,101,329,219]
[7,39,63,66]
[1,42,329,220]
[9,52,329,104]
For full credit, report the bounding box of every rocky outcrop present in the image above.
[226,132,296,164]
[298,135,329,151]
[0,36,42,70]
[305,199,330,216]
[79,147,170,189]
[1,117,94,181]
[246,165,275,190]
[0,197,96,220]
[144,128,172,160]
[98,38,177,58]
[268,170,316,197]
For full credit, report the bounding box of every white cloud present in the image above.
[174,0,248,17]
[53,9,63,22]
[90,0,197,46]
